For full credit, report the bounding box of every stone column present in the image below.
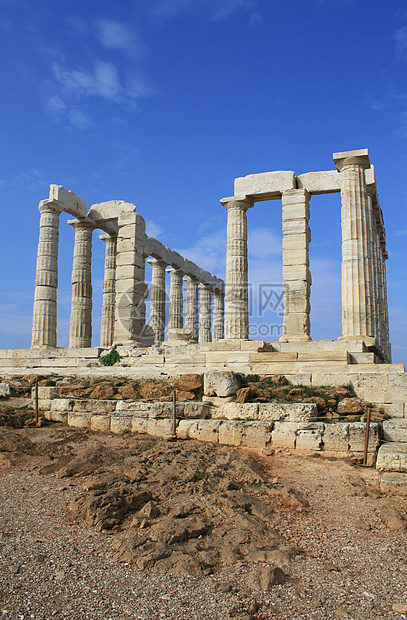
[199,283,212,343]
[68,219,94,348]
[148,258,167,344]
[334,149,375,341]
[100,234,117,348]
[184,275,199,342]
[221,196,253,340]
[167,268,184,330]
[32,200,63,348]
[213,288,225,341]
[280,189,311,342]
[114,209,154,346]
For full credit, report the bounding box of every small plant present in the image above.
[194,471,204,481]
[342,381,357,397]
[100,347,121,367]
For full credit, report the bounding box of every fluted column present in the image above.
[148,258,167,343]
[213,288,225,341]
[280,189,311,342]
[199,283,212,343]
[184,275,199,342]
[32,200,63,348]
[100,234,117,348]
[167,268,184,330]
[69,219,94,348]
[334,149,375,340]
[221,196,253,340]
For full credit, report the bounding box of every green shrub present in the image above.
[100,347,121,366]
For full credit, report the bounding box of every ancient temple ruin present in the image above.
[30,147,391,365]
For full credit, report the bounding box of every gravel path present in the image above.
[1,428,407,619]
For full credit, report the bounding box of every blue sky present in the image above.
[1,0,407,364]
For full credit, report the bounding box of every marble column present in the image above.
[199,283,212,343]
[100,234,117,348]
[148,258,167,343]
[334,149,375,341]
[114,210,153,346]
[280,189,311,342]
[221,196,253,340]
[213,288,225,341]
[69,219,94,348]
[32,200,63,348]
[167,268,184,330]
[184,275,199,342]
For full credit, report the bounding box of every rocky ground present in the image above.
[1,416,407,620]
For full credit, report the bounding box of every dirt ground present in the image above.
[1,421,407,620]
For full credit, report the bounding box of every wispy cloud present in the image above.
[395,26,407,58]
[52,61,122,102]
[94,19,147,58]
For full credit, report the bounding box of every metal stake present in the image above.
[172,390,177,438]
[35,381,39,426]
[362,406,372,466]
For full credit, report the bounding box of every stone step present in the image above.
[382,419,407,443]
[376,442,407,473]
[379,472,407,496]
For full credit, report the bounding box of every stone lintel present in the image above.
[296,170,341,194]
[233,171,296,201]
[48,185,87,218]
[333,148,370,171]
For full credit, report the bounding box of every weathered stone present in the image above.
[0,383,11,398]
[377,443,407,472]
[296,424,324,451]
[67,413,91,429]
[245,566,289,591]
[348,422,379,453]
[380,472,407,496]
[382,419,407,443]
[323,423,349,452]
[216,402,259,420]
[204,371,241,397]
[90,415,111,432]
[258,403,317,423]
[51,399,74,412]
[174,374,202,392]
[236,386,255,403]
[337,398,364,415]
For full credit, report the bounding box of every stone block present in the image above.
[183,403,211,419]
[116,400,158,417]
[217,402,259,420]
[187,420,221,443]
[380,472,407,496]
[110,416,132,434]
[387,373,407,388]
[241,421,273,449]
[282,219,310,236]
[144,418,173,438]
[204,371,241,397]
[49,184,87,217]
[67,412,91,429]
[31,386,59,399]
[49,410,68,423]
[323,423,349,451]
[282,232,309,251]
[131,418,148,434]
[296,170,341,194]
[90,415,111,432]
[219,421,244,446]
[282,264,310,282]
[37,399,53,411]
[376,443,407,473]
[51,398,74,412]
[258,403,317,422]
[177,420,199,439]
[234,170,296,199]
[380,403,405,418]
[382,419,407,443]
[73,399,117,414]
[348,422,379,453]
[271,422,299,449]
[296,425,324,451]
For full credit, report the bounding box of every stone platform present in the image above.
[1,338,406,418]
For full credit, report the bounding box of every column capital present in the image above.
[333,148,370,172]
[100,233,117,242]
[68,217,96,231]
[38,199,63,215]
[147,257,167,268]
[220,195,253,211]
[198,282,211,291]
[166,266,184,276]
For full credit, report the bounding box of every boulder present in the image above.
[204,371,241,397]
[337,398,363,415]
[174,374,202,392]
[0,383,11,398]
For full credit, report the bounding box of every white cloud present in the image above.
[94,19,147,58]
[145,220,164,238]
[52,61,122,102]
[69,109,93,129]
[47,96,67,115]
[174,229,226,277]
